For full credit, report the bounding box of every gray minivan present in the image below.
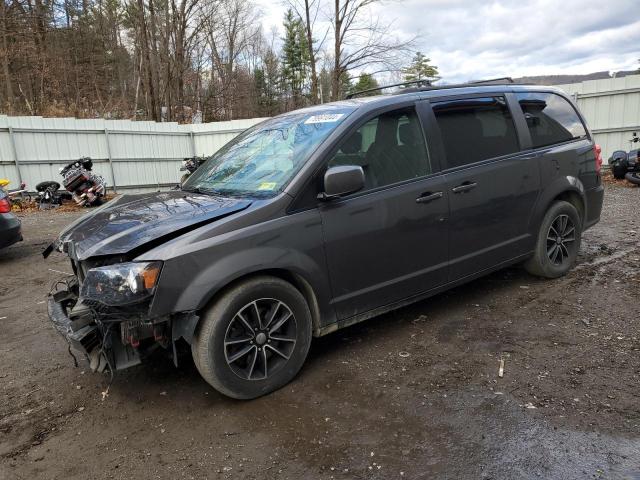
[46,82,604,399]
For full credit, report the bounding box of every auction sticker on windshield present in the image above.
[304,114,344,124]
[258,182,277,190]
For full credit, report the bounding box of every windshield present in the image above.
[183,108,354,197]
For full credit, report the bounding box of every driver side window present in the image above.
[328,107,431,190]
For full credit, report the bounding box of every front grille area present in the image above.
[70,259,85,285]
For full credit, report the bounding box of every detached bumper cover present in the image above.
[47,284,141,371]
[47,292,100,356]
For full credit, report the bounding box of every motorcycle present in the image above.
[59,157,107,206]
[609,133,640,181]
[179,156,206,185]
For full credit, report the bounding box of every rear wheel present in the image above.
[525,201,582,278]
[192,276,312,399]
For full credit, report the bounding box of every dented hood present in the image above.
[46,191,251,260]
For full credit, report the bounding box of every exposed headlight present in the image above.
[80,261,162,306]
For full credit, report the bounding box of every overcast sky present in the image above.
[254,0,640,82]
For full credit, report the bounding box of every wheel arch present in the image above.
[533,177,586,233]
[195,269,325,338]
[551,190,585,226]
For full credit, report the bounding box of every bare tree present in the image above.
[330,0,416,100]
[198,0,261,119]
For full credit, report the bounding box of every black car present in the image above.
[46,82,604,399]
[0,190,22,249]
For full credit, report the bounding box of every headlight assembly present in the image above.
[80,261,162,306]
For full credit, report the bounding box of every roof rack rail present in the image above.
[345,79,432,99]
[346,76,516,99]
[468,77,514,85]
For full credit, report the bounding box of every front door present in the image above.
[319,105,449,319]
[431,96,541,280]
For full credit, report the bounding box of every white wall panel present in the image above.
[558,75,640,161]
[0,115,263,192]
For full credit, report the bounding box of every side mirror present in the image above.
[318,165,365,200]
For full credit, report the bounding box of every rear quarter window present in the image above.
[515,92,587,149]
[432,96,520,168]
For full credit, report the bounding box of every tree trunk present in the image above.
[0,0,14,112]
[332,0,342,101]
[137,0,160,121]
[303,0,318,104]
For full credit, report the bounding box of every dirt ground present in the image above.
[1,182,639,480]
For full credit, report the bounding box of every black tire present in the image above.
[625,172,640,185]
[35,181,60,192]
[611,162,627,179]
[524,201,582,279]
[192,276,312,399]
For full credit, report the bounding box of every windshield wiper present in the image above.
[182,187,239,197]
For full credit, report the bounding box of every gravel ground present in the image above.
[0,182,639,479]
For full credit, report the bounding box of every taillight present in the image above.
[594,144,603,176]
[0,198,11,213]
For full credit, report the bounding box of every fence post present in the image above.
[104,128,117,194]
[189,130,196,157]
[7,125,23,183]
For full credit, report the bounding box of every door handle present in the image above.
[451,182,477,193]
[415,191,443,204]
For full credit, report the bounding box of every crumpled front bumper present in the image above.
[48,287,101,356]
[47,282,142,372]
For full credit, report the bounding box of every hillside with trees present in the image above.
[0,0,418,122]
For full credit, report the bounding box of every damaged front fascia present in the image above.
[49,260,199,373]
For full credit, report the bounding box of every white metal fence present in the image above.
[1,75,639,193]
[0,116,265,193]
[558,74,640,161]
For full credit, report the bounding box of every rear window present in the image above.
[515,92,587,148]
[432,96,519,168]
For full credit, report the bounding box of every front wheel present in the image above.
[192,276,312,399]
[525,201,582,278]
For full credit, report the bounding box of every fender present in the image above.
[529,175,586,234]
[143,208,336,330]
[170,246,330,314]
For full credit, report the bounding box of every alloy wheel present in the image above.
[546,214,576,266]
[224,298,297,381]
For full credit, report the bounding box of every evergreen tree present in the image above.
[281,9,309,107]
[254,47,282,116]
[349,73,380,96]
[402,52,439,83]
